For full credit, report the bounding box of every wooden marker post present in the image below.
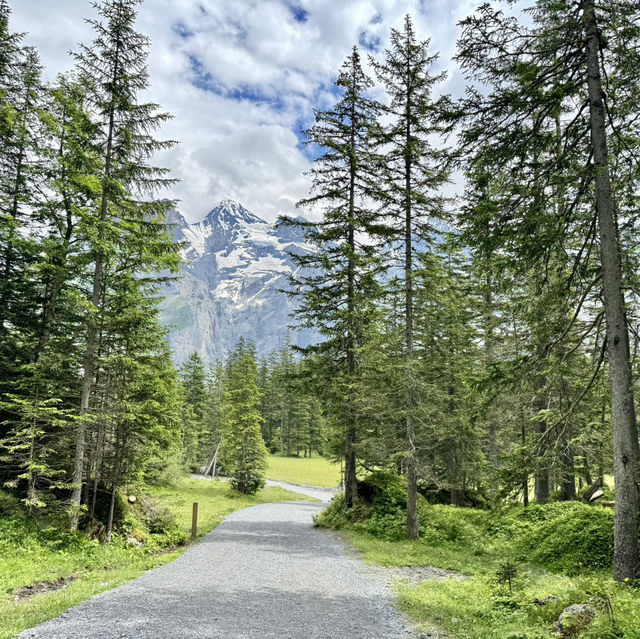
[191,502,198,539]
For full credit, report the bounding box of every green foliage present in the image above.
[0,481,309,638]
[320,478,640,638]
[220,341,268,494]
[179,352,208,471]
[320,475,624,576]
[515,504,615,574]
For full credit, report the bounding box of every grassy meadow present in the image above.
[265,454,341,487]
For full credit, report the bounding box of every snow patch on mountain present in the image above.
[161,199,315,364]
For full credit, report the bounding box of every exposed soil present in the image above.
[13,576,78,601]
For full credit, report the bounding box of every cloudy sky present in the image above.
[11,0,479,223]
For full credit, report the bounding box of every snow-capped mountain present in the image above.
[161,199,316,364]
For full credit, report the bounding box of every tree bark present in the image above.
[404,45,419,541]
[344,62,360,509]
[583,0,640,581]
[69,39,121,530]
[560,444,577,501]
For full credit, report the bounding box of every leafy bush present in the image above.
[315,473,408,537]
[134,494,178,534]
[314,492,349,529]
[317,476,624,576]
[229,473,264,495]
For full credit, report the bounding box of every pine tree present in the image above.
[179,352,207,470]
[281,46,381,507]
[372,14,450,538]
[0,40,45,368]
[220,341,268,495]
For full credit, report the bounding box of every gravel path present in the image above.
[19,500,413,639]
[265,479,337,502]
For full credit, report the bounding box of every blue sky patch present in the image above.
[173,22,194,39]
[358,31,381,52]
[288,3,309,23]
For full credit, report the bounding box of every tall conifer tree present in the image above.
[372,15,449,538]
[68,0,178,528]
[220,341,268,495]
[281,47,381,507]
[454,0,640,580]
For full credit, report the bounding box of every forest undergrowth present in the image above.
[315,473,640,639]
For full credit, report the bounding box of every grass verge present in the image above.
[315,472,640,639]
[265,454,340,487]
[0,479,308,639]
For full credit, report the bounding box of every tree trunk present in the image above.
[210,441,221,478]
[583,0,640,581]
[344,74,359,510]
[106,485,116,545]
[522,415,529,507]
[534,374,551,504]
[69,56,120,530]
[404,52,419,541]
[560,444,577,501]
[484,274,499,468]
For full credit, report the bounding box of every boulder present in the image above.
[534,595,560,606]
[553,604,595,637]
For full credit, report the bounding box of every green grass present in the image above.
[265,454,341,487]
[314,474,640,639]
[335,524,640,639]
[0,479,308,639]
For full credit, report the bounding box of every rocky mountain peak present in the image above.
[202,199,267,228]
[161,200,316,364]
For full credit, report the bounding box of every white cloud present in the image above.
[10,0,477,223]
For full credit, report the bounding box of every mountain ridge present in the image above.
[161,199,315,364]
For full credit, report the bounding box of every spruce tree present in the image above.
[179,352,207,470]
[68,0,178,529]
[220,341,268,494]
[453,0,640,580]
[0,42,45,368]
[372,15,450,538]
[281,46,381,507]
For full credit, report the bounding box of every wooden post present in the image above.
[191,502,198,540]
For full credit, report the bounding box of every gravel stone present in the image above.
[19,500,413,639]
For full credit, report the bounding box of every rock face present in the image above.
[161,200,316,364]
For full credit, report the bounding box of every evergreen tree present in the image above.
[371,15,450,538]
[68,0,178,529]
[220,341,268,494]
[281,46,381,507]
[0,41,45,368]
[179,352,207,471]
[453,0,640,580]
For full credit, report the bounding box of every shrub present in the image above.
[419,502,489,546]
[515,503,615,573]
[314,492,349,529]
[135,494,178,534]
